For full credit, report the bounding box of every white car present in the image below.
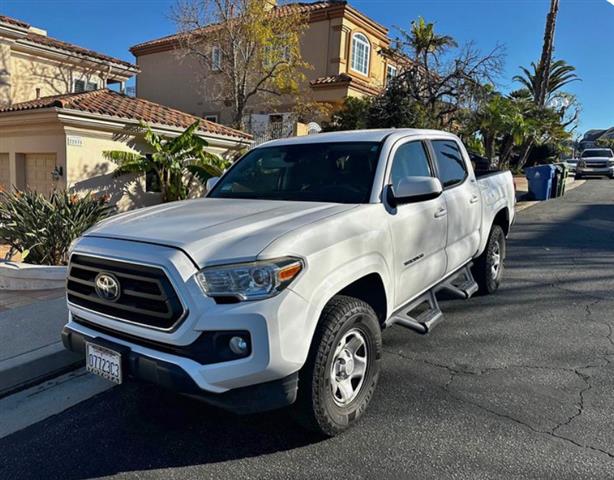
[62,129,515,435]
[576,148,614,179]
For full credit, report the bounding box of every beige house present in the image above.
[0,89,251,210]
[130,0,399,135]
[0,14,138,107]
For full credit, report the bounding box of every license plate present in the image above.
[86,343,122,384]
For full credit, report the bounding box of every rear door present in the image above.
[430,139,481,274]
[385,139,448,308]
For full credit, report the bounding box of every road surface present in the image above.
[1,180,613,479]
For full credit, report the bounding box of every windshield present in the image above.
[208,142,381,203]
[581,149,613,158]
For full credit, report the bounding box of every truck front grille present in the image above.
[67,254,186,330]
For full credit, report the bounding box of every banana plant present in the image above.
[103,121,231,203]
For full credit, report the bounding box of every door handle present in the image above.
[434,207,447,218]
[470,195,479,204]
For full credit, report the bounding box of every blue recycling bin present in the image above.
[525,165,557,201]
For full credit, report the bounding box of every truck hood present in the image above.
[85,198,356,267]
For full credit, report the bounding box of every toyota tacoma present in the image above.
[62,129,515,435]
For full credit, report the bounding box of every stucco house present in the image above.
[0,14,137,106]
[130,0,400,136]
[0,14,251,210]
[0,89,251,210]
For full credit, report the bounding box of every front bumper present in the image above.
[576,166,614,177]
[62,325,299,414]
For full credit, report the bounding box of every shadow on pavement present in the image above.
[0,383,324,480]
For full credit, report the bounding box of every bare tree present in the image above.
[382,18,505,131]
[172,0,309,129]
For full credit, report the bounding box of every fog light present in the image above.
[229,336,248,355]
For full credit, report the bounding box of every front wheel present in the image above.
[473,224,506,294]
[294,295,382,436]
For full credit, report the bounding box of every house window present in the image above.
[350,33,370,75]
[74,80,98,93]
[386,64,397,85]
[204,115,218,122]
[211,46,221,71]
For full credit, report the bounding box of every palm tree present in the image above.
[513,59,579,104]
[408,17,457,63]
[103,121,229,203]
[535,0,560,107]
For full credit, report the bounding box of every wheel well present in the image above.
[492,208,510,236]
[336,273,387,326]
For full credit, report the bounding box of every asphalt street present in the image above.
[1,180,614,480]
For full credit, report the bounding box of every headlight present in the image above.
[195,257,303,301]
[578,160,586,168]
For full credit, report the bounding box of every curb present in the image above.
[515,179,586,213]
[0,341,83,398]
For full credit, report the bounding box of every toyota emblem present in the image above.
[94,272,121,302]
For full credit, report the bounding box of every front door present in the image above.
[386,139,448,309]
[430,139,481,273]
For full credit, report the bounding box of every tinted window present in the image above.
[431,140,467,188]
[581,149,613,158]
[209,142,380,203]
[389,141,432,189]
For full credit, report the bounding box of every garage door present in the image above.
[25,154,56,196]
[0,154,9,191]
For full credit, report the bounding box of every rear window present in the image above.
[581,149,613,158]
[431,140,467,188]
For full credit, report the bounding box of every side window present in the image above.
[431,140,467,188]
[389,141,432,189]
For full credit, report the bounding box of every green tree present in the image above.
[103,121,229,203]
[513,59,579,104]
[324,97,371,131]
[596,137,614,150]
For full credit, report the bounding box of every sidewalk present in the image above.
[0,291,82,397]
[515,175,585,212]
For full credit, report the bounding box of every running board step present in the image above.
[386,264,478,335]
[386,290,443,335]
[435,264,479,299]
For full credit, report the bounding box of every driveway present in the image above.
[1,180,613,479]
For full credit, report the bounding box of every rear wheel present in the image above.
[473,224,506,294]
[294,295,381,436]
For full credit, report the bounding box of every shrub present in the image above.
[0,190,113,265]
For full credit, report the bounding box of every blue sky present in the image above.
[3,0,613,135]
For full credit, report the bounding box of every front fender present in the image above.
[285,251,393,366]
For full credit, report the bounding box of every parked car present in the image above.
[563,158,578,173]
[62,129,515,436]
[576,148,614,179]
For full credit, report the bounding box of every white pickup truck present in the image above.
[62,129,515,435]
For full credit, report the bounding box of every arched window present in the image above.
[350,33,370,75]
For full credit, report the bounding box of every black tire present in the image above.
[294,295,382,436]
[473,224,506,295]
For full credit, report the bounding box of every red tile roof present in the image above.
[131,1,387,56]
[0,15,137,70]
[0,14,30,29]
[310,73,382,96]
[0,89,251,140]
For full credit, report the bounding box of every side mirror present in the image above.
[206,176,220,191]
[386,176,443,207]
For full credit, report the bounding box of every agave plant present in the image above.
[103,121,230,203]
[0,190,112,265]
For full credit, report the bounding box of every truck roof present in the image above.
[257,128,457,147]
